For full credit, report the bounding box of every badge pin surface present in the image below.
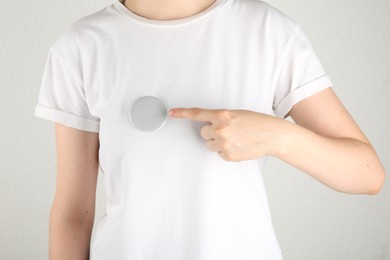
[128,96,168,132]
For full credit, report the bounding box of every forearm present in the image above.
[49,203,94,260]
[273,121,385,194]
[169,106,385,194]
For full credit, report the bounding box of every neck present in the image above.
[123,0,217,21]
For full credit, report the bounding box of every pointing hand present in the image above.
[168,107,289,162]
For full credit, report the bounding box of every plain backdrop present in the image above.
[0,0,389,259]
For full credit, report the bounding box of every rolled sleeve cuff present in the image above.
[274,74,333,118]
[34,104,100,133]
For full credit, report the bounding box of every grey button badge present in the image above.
[128,96,168,132]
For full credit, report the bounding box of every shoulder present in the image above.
[50,4,115,58]
[230,0,300,37]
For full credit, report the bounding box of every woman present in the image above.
[34,0,385,259]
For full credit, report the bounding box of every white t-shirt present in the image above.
[34,0,333,259]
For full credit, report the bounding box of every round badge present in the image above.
[128,96,168,132]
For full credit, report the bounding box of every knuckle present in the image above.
[216,110,233,121]
[191,107,201,118]
[214,125,228,136]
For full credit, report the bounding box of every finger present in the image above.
[168,107,218,122]
[205,139,219,152]
[200,124,215,141]
[217,151,230,161]
[217,150,239,162]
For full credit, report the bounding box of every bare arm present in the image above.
[169,87,385,194]
[50,123,99,260]
[281,87,385,194]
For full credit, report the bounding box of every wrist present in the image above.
[268,118,301,160]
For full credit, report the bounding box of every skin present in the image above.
[51,124,99,259]
[123,0,217,20]
[169,87,386,195]
[50,1,385,259]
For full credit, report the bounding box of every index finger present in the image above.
[168,107,218,122]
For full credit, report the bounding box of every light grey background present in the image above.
[1,0,389,259]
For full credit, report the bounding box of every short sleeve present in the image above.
[34,47,100,133]
[273,20,333,118]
